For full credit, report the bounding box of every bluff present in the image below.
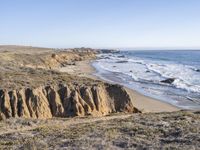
[0,83,139,120]
[0,46,140,120]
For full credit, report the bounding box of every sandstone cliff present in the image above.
[0,46,97,71]
[0,83,139,120]
[0,46,140,120]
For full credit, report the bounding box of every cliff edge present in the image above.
[0,83,139,120]
[0,46,139,120]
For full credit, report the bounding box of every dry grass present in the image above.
[0,111,199,149]
[0,46,98,90]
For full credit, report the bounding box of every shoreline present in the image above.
[60,59,180,113]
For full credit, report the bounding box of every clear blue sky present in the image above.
[0,0,200,49]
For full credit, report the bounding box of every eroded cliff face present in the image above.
[0,46,139,120]
[0,83,139,120]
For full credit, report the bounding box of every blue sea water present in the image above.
[93,50,200,110]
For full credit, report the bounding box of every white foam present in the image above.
[95,53,200,93]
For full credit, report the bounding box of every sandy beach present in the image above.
[1,1,199,148]
[0,46,198,150]
[59,60,179,113]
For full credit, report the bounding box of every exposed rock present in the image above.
[0,83,139,120]
[99,49,119,54]
[0,46,140,120]
[117,55,125,58]
[136,62,143,64]
[161,78,175,84]
[116,60,128,63]
[104,57,110,59]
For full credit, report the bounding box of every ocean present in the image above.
[93,50,200,110]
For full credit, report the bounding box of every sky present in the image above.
[0,0,200,49]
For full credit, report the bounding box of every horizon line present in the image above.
[1,44,200,50]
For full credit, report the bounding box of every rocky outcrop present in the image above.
[0,83,139,120]
[161,78,175,84]
[45,50,97,69]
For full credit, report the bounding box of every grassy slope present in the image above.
[0,111,199,149]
